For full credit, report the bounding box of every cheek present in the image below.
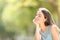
[39,17,44,22]
[38,18,42,22]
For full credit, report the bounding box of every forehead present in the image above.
[37,11,43,15]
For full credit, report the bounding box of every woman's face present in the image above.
[33,11,47,25]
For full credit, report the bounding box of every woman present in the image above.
[33,8,60,40]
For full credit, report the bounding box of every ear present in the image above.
[44,17,47,22]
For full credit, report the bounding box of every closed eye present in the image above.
[37,14,41,17]
[36,13,41,17]
[38,15,41,17]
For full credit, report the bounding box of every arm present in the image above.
[35,25,41,40]
[50,25,59,40]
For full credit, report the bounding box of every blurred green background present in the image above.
[0,0,60,40]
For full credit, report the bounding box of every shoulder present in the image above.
[50,24,58,31]
[50,25,60,40]
[50,24,59,31]
[50,24,59,34]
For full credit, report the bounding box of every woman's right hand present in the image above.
[33,18,39,25]
[33,18,41,40]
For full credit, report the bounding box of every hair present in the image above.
[37,8,55,26]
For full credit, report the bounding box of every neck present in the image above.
[39,23,47,32]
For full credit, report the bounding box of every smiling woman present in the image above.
[33,8,60,40]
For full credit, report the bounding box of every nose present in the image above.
[34,16,39,20]
[35,16,39,19]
